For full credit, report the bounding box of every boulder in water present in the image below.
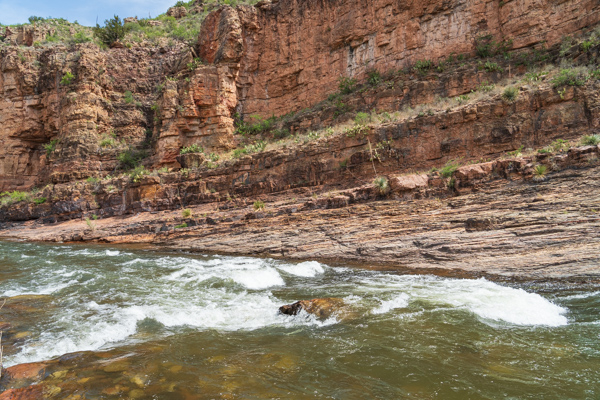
[279,298,346,320]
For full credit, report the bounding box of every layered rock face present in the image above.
[1,0,599,191]
[214,0,600,118]
[0,43,192,190]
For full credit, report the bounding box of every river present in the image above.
[0,241,598,398]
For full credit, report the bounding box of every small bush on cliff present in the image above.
[373,176,389,195]
[474,35,513,58]
[234,114,276,136]
[43,139,59,156]
[84,217,97,232]
[440,160,460,178]
[533,165,548,181]
[123,91,134,104]
[0,191,31,207]
[355,112,371,125]
[479,61,503,72]
[338,76,357,94]
[93,15,131,46]
[413,60,432,75]
[28,16,45,24]
[367,69,381,86]
[128,165,148,183]
[70,31,91,44]
[187,58,203,71]
[502,86,518,103]
[60,72,74,85]
[182,208,192,218]
[551,69,587,87]
[180,144,204,154]
[253,200,265,211]
[581,134,600,146]
[245,140,267,154]
[118,148,146,169]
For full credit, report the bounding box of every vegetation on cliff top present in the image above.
[0,0,261,49]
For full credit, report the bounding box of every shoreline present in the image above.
[3,157,599,283]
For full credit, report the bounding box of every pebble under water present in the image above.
[0,241,598,398]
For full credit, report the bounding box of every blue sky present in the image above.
[0,0,177,27]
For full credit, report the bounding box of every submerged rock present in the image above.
[279,298,346,320]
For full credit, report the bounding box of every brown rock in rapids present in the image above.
[279,298,346,320]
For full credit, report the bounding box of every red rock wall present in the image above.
[220,0,600,118]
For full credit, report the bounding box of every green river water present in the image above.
[0,241,598,399]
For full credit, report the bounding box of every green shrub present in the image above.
[440,160,460,178]
[502,86,518,102]
[581,134,600,146]
[34,197,47,205]
[533,164,547,181]
[306,131,320,141]
[124,91,134,104]
[85,217,97,232]
[208,153,220,162]
[61,72,74,85]
[99,136,116,147]
[550,139,569,152]
[71,31,91,44]
[581,40,595,52]
[333,100,349,117]
[174,222,188,229]
[93,15,131,46]
[28,16,45,24]
[253,200,265,211]
[524,71,547,83]
[232,148,247,159]
[413,60,432,75]
[187,58,203,71]
[457,94,470,104]
[507,145,524,157]
[86,176,100,184]
[0,191,31,206]
[234,114,276,136]
[127,165,147,183]
[182,208,191,218]
[338,76,357,94]
[477,81,495,92]
[355,112,371,125]
[118,148,146,169]
[551,69,587,87]
[367,69,381,86]
[475,35,513,58]
[43,139,59,156]
[180,144,204,154]
[245,140,266,154]
[373,176,389,194]
[480,61,503,72]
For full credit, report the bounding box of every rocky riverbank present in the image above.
[3,142,599,281]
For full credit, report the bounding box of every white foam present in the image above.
[562,291,600,300]
[278,261,325,277]
[372,293,410,314]
[229,267,285,289]
[2,281,73,297]
[105,250,120,256]
[360,276,568,327]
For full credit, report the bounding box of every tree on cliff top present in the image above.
[93,15,130,46]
